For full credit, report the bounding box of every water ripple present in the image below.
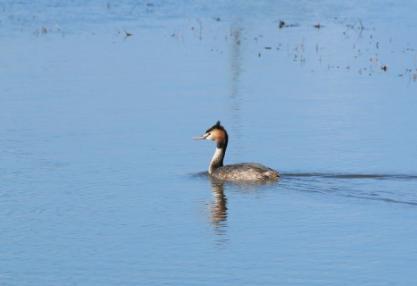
[281,172,417,180]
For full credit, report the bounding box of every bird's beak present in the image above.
[193,133,209,140]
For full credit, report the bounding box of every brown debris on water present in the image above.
[278,20,298,29]
[34,24,65,36]
[313,23,323,29]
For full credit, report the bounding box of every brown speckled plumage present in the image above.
[211,163,279,181]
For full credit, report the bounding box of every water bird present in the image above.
[194,121,279,182]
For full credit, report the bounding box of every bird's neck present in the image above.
[209,137,228,174]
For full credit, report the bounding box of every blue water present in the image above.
[1,1,417,285]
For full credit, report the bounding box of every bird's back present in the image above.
[211,163,279,182]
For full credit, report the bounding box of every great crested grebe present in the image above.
[194,121,279,182]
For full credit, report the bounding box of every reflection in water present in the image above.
[229,25,242,99]
[228,24,243,140]
[207,176,277,242]
[208,178,229,243]
[209,179,227,227]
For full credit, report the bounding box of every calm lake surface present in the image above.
[1,1,417,285]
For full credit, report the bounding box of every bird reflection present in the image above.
[206,176,279,243]
[209,178,228,236]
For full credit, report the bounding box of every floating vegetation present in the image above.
[278,20,299,29]
[313,23,323,29]
[163,16,417,84]
[29,9,416,85]
[33,25,63,36]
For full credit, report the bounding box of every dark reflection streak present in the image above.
[209,179,228,233]
[230,25,242,99]
[229,23,243,140]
